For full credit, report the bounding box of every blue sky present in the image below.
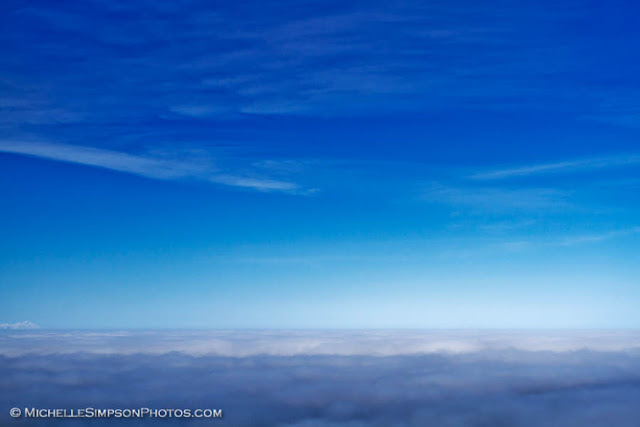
[1,0,639,328]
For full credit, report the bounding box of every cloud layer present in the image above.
[4,330,640,356]
[2,330,640,426]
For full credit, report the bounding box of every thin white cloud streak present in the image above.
[0,141,301,193]
[211,174,299,191]
[424,183,568,211]
[495,227,640,252]
[472,154,640,180]
[0,140,205,179]
[558,227,640,246]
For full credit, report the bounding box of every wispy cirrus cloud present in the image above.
[211,174,301,192]
[3,0,633,126]
[0,140,208,179]
[472,153,640,180]
[423,183,568,212]
[0,141,304,193]
[493,227,640,253]
[557,227,640,246]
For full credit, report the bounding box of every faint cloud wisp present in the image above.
[0,140,305,194]
[472,153,640,180]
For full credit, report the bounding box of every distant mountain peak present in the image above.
[0,321,40,330]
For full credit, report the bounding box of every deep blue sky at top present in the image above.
[1,0,639,328]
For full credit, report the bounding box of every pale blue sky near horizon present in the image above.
[1,0,639,328]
